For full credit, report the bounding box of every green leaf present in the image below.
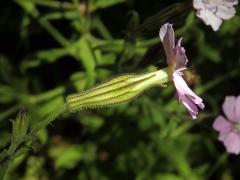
[70,72,88,92]
[35,96,65,117]
[73,36,96,86]
[154,174,184,180]
[21,48,69,71]
[89,0,125,11]
[0,56,12,83]
[49,144,96,169]
[15,0,38,16]
[78,114,104,132]
[0,85,15,104]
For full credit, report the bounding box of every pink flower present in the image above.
[159,23,204,119]
[213,96,240,154]
[193,0,238,31]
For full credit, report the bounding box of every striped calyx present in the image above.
[66,68,169,112]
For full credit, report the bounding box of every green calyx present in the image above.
[66,68,169,112]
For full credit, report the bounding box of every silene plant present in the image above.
[67,23,204,119]
[0,23,205,178]
[0,1,239,175]
[0,1,239,179]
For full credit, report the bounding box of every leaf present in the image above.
[35,96,65,117]
[0,85,15,104]
[154,174,184,180]
[126,11,140,33]
[89,0,125,11]
[0,56,12,83]
[15,0,38,15]
[78,114,104,132]
[49,143,96,169]
[70,72,88,92]
[21,48,69,71]
[73,36,96,86]
[199,44,221,63]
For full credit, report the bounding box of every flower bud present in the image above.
[11,109,29,145]
[66,69,169,112]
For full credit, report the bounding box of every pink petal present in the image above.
[173,72,204,119]
[193,0,204,9]
[196,9,222,31]
[205,9,223,31]
[222,0,238,6]
[196,9,210,25]
[173,72,204,109]
[216,5,236,20]
[235,96,240,121]
[194,0,237,31]
[159,23,175,66]
[223,132,240,155]
[174,38,188,70]
[223,96,236,122]
[218,130,231,142]
[177,92,198,119]
[213,115,232,132]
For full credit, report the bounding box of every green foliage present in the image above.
[89,0,125,11]
[0,0,240,179]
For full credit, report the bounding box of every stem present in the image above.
[29,86,65,104]
[0,105,20,122]
[0,104,67,179]
[0,147,30,180]
[196,69,239,94]
[29,103,67,136]
[16,0,71,47]
[38,19,70,47]
[206,153,228,179]
[170,113,215,138]
[137,37,159,47]
[32,0,77,9]
[0,161,10,180]
[93,17,113,40]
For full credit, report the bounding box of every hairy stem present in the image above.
[29,104,67,136]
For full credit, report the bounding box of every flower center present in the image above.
[233,122,240,130]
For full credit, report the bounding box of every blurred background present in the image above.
[0,0,240,179]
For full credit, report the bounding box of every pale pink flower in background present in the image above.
[193,0,238,31]
[159,23,204,119]
[213,96,240,154]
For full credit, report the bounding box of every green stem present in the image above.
[16,0,71,47]
[38,19,70,47]
[206,153,228,179]
[32,0,76,9]
[0,147,30,180]
[137,37,159,47]
[0,105,20,122]
[93,17,113,40]
[29,86,65,104]
[196,68,239,94]
[0,104,67,179]
[170,113,215,138]
[29,103,67,136]
[0,160,10,180]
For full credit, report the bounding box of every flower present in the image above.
[213,96,240,154]
[193,0,238,31]
[159,23,204,119]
